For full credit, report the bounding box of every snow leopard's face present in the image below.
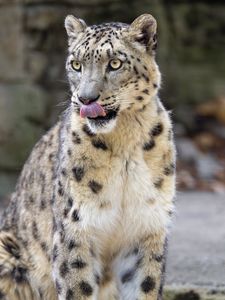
[65,14,160,134]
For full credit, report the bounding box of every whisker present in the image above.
[55,79,70,84]
[56,100,70,108]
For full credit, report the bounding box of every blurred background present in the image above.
[0,1,225,298]
[0,0,225,200]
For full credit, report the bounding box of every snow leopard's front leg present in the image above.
[51,210,101,300]
[115,232,167,300]
[137,234,167,300]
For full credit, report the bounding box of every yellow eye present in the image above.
[109,59,123,71]
[71,60,81,72]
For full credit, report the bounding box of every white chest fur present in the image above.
[79,151,170,254]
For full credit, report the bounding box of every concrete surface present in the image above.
[166,192,225,290]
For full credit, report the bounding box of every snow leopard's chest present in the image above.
[74,151,167,252]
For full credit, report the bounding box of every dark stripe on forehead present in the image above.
[106,49,111,59]
[77,49,81,60]
[109,41,114,50]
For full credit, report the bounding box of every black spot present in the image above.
[68,239,79,251]
[143,140,155,151]
[72,131,81,144]
[52,244,58,261]
[106,48,111,58]
[63,208,69,218]
[32,221,39,240]
[58,180,62,187]
[151,123,163,136]
[66,289,74,300]
[142,89,149,95]
[67,149,72,156]
[154,178,163,188]
[88,180,103,194]
[92,139,108,151]
[72,166,85,182]
[61,168,67,177]
[49,153,54,161]
[55,280,62,294]
[121,269,136,283]
[95,273,100,285]
[59,261,69,277]
[164,163,175,176]
[79,281,93,296]
[59,222,65,243]
[50,194,55,206]
[136,96,144,101]
[71,258,87,269]
[138,104,146,112]
[58,187,64,196]
[141,276,155,293]
[133,66,139,75]
[142,73,150,83]
[29,195,34,204]
[153,83,158,88]
[40,242,48,252]
[168,210,173,216]
[2,237,20,259]
[67,197,73,208]
[153,254,163,262]
[72,209,80,222]
[40,198,46,210]
[83,124,95,137]
[12,266,27,283]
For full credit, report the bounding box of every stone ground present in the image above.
[0,191,225,299]
[165,192,225,300]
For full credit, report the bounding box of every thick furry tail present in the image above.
[0,231,36,300]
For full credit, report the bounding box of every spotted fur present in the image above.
[0,14,175,300]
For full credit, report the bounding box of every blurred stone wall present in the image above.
[0,0,224,198]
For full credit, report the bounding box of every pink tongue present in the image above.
[80,102,106,118]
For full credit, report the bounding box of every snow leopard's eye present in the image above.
[71,60,82,72]
[108,59,123,71]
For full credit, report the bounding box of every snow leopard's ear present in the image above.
[128,14,157,54]
[65,15,87,45]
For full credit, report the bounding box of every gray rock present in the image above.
[176,137,222,179]
[0,84,48,170]
[196,154,222,180]
[174,123,187,137]
[176,137,200,163]
[26,52,48,81]
[211,124,225,139]
[0,172,18,199]
[25,6,66,30]
[0,5,25,81]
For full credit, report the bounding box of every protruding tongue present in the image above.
[80,102,106,118]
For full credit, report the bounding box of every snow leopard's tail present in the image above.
[0,230,35,300]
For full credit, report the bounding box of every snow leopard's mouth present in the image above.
[87,107,119,125]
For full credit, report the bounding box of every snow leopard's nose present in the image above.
[78,95,100,105]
